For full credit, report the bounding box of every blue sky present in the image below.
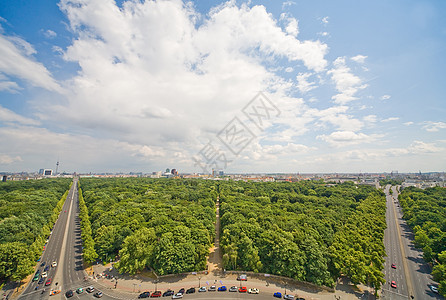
[0,0,445,173]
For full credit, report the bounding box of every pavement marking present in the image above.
[390,186,415,299]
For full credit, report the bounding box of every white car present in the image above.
[198,286,206,292]
[283,295,295,300]
[209,285,216,291]
[41,272,47,278]
[52,261,57,267]
[429,285,439,294]
[229,286,238,292]
[248,288,259,294]
[171,293,183,299]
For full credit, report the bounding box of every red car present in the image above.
[391,281,397,288]
[150,291,162,297]
[45,278,52,286]
[239,287,247,293]
[391,263,396,269]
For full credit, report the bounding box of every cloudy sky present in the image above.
[1,0,445,174]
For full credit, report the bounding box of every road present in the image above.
[382,185,442,299]
[19,178,80,300]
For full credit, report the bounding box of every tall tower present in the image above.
[56,160,60,174]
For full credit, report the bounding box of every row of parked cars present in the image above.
[273,293,306,299]
[138,286,260,298]
[65,286,102,298]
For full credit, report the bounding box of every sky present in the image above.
[0,0,445,174]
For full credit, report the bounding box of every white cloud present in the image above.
[282,1,296,9]
[43,0,330,152]
[285,67,293,72]
[363,114,377,124]
[321,16,329,24]
[43,29,57,39]
[0,80,21,93]
[318,31,329,37]
[280,14,299,37]
[422,121,446,132]
[382,117,399,122]
[296,72,316,93]
[327,57,367,104]
[380,94,391,100]
[0,105,40,125]
[0,33,62,92]
[317,130,381,147]
[403,121,414,126]
[407,140,442,154]
[351,55,367,64]
[0,154,22,165]
[308,105,363,131]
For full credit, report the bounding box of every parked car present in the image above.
[248,288,259,294]
[33,274,40,282]
[186,287,195,294]
[52,261,57,267]
[45,278,52,286]
[94,291,103,298]
[391,263,396,269]
[429,285,439,294]
[41,272,47,278]
[163,290,174,296]
[65,290,74,298]
[86,286,95,293]
[274,292,282,298]
[178,288,185,294]
[76,288,83,294]
[237,274,247,281]
[138,291,150,298]
[171,293,183,299]
[38,278,45,284]
[239,286,247,293]
[44,266,50,271]
[198,286,206,292]
[151,291,162,297]
[209,285,216,291]
[284,295,295,300]
[40,262,46,267]
[229,286,238,292]
[391,281,397,288]
[218,286,227,291]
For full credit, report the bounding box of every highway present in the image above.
[382,185,442,300]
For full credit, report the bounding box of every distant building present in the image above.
[171,169,178,175]
[2,175,7,182]
[43,169,53,176]
[38,169,44,175]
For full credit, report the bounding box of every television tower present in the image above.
[56,160,59,174]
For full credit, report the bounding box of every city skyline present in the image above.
[1,0,445,173]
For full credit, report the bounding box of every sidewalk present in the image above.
[87,263,375,300]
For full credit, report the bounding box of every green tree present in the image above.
[116,228,157,275]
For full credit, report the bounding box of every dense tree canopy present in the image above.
[79,178,216,275]
[79,178,386,290]
[399,186,446,297]
[0,178,71,282]
[219,180,386,289]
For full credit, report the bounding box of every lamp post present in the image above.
[198,276,201,288]
[154,279,159,292]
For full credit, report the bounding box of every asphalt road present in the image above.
[19,179,79,300]
[382,185,442,300]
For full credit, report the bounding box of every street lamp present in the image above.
[198,276,201,288]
